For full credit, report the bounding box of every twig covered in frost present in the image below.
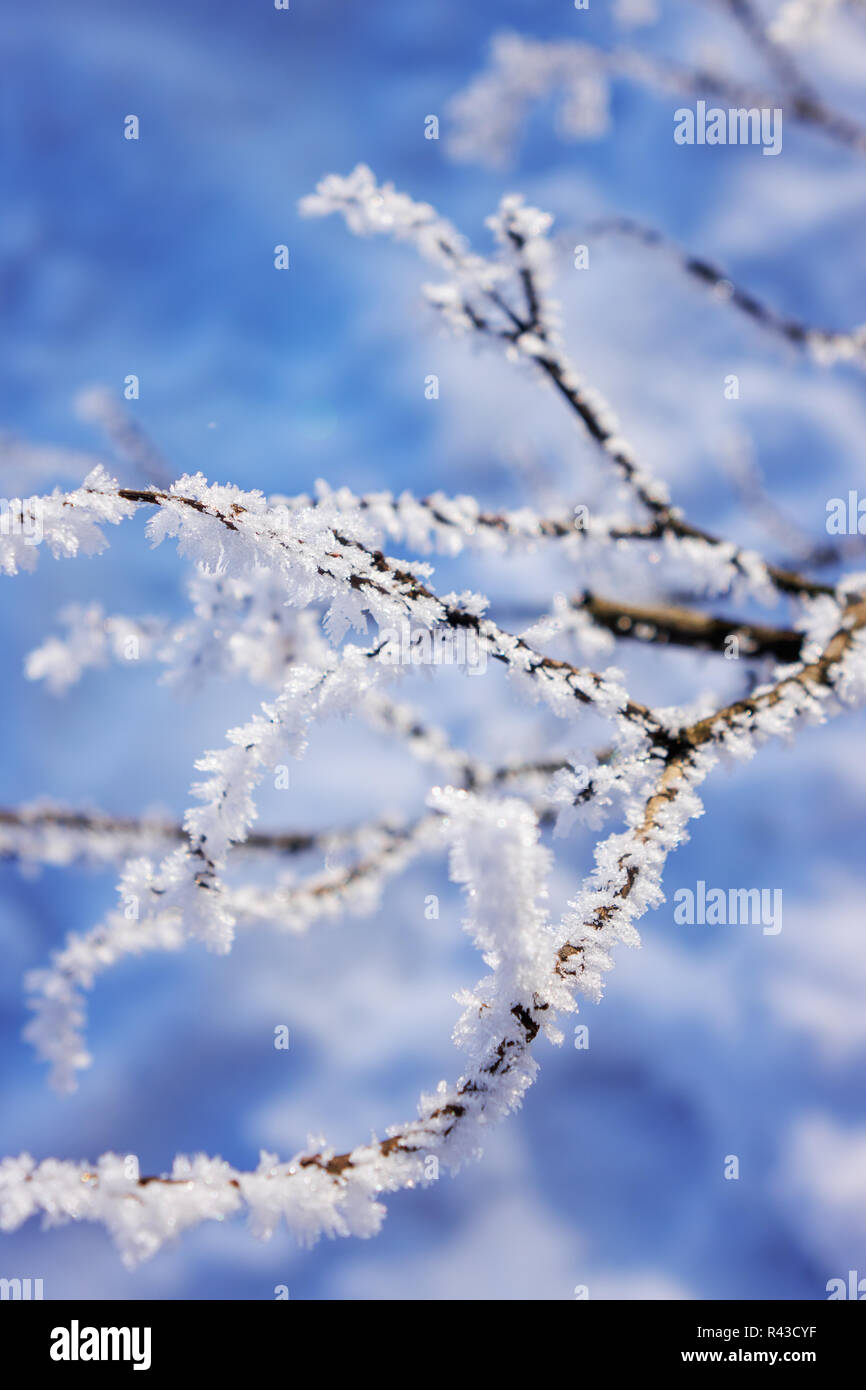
[302,168,834,604]
[6,580,866,1256]
[0,466,137,577]
[11,470,664,735]
[24,546,807,719]
[19,746,611,1092]
[584,216,866,370]
[22,588,489,787]
[0,801,400,873]
[302,167,674,519]
[446,33,866,164]
[287,484,838,599]
[21,814,437,1094]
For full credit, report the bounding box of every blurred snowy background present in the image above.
[1,0,866,1299]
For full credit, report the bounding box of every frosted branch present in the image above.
[446,33,866,164]
[585,216,866,371]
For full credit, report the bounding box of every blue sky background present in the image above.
[2,0,866,1299]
